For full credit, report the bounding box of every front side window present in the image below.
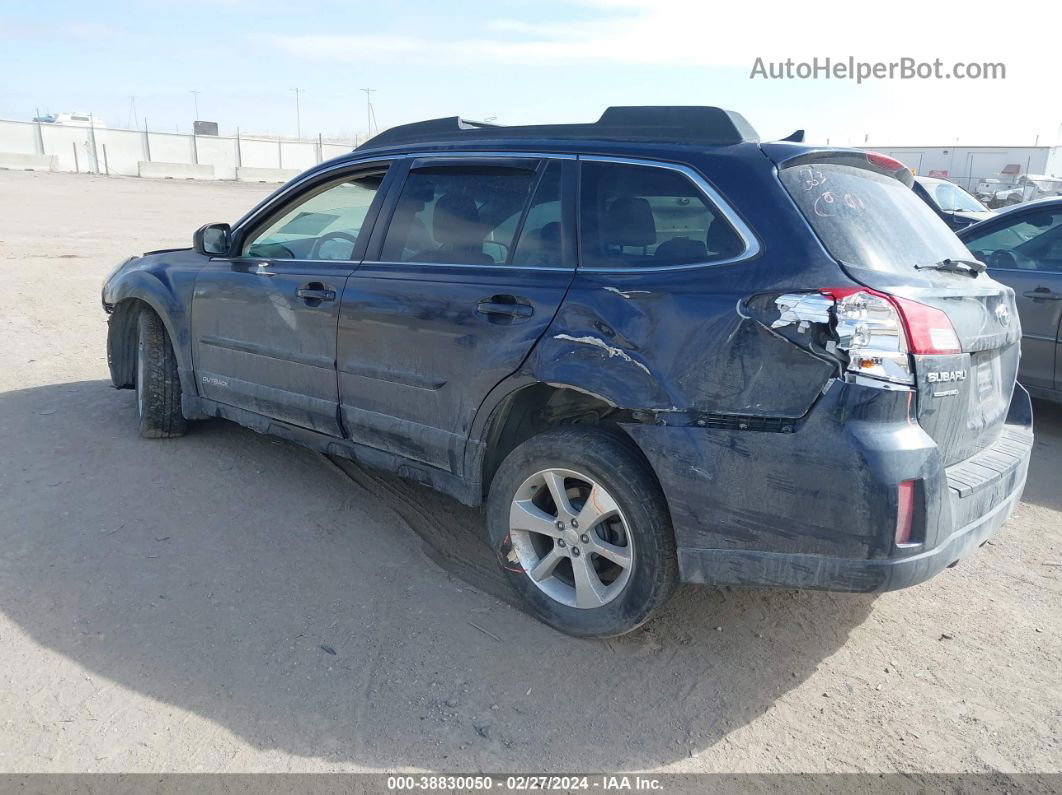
[579,161,745,269]
[964,210,1062,272]
[244,170,386,260]
[381,165,538,265]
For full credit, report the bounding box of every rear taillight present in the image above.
[818,288,961,385]
[888,295,961,355]
[822,288,912,385]
[895,480,917,546]
[767,287,962,387]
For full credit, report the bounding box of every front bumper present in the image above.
[624,381,1033,593]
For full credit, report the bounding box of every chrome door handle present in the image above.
[296,287,336,302]
[477,296,534,318]
[1023,288,1062,301]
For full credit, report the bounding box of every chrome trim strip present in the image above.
[357,261,572,273]
[234,151,760,275]
[575,154,761,273]
[232,151,572,249]
[987,266,1062,275]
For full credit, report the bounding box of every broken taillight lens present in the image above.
[822,288,913,385]
[819,287,961,385]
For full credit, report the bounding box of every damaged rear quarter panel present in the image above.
[520,147,848,422]
[525,264,836,421]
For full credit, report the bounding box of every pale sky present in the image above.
[1,0,1058,147]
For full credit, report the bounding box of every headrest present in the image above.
[604,196,656,248]
[707,217,743,258]
[538,221,561,243]
[433,193,485,247]
[654,236,706,263]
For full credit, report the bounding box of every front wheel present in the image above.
[135,309,187,438]
[487,426,678,637]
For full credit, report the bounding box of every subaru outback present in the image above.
[102,106,1033,637]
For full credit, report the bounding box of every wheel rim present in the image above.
[508,468,634,609]
[135,332,145,419]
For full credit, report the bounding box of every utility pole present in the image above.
[291,87,303,139]
[190,90,201,121]
[360,88,376,137]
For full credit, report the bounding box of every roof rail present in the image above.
[356,106,759,151]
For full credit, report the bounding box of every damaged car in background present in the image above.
[101,106,1033,637]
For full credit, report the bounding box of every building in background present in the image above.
[865,144,1062,205]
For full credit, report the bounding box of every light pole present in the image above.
[190,90,201,121]
[360,88,376,137]
[291,87,303,139]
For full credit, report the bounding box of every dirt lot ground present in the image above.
[0,170,1059,774]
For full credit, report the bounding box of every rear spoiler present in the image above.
[760,145,915,187]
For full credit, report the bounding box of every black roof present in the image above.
[356,106,759,151]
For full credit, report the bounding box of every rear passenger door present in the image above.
[336,156,576,472]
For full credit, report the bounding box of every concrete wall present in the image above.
[0,119,355,181]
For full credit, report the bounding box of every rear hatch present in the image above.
[772,150,1021,466]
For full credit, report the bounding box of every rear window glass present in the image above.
[923,181,987,213]
[780,163,972,274]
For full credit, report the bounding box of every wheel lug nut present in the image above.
[571,519,579,528]
[572,547,581,557]
[557,539,566,547]
[555,520,565,530]
[580,534,589,544]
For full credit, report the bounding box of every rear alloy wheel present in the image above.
[509,468,634,609]
[487,426,677,637]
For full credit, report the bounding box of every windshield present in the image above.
[926,181,988,213]
[780,163,972,274]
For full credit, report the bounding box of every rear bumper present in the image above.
[624,381,1034,593]
[675,463,1025,592]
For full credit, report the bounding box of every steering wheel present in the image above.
[988,250,1017,269]
[310,231,359,260]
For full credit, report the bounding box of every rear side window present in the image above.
[579,161,744,269]
[780,163,971,274]
[381,165,537,265]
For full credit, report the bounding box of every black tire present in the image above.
[487,425,678,637]
[135,309,187,438]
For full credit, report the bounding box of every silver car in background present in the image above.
[959,197,1062,402]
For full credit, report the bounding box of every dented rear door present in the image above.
[336,157,576,473]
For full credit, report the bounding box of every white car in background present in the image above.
[32,112,107,127]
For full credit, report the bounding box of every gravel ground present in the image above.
[0,170,1059,774]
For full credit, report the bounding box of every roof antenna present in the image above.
[780,129,805,143]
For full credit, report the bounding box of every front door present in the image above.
[964,206,1062,391]
[191,164,391,435]
[336,157,576,472]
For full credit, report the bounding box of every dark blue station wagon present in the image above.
[103,107,1033,637]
